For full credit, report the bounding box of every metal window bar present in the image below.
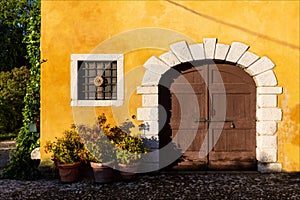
[77,60,117,100]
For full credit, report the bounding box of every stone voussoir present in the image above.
[225,42,249,63]
[143,56,170,75]
[170,41,193,62]
[214,43,230,61]
[237,51,260,68]
[246,56,275,76]
[189,43,206,60]
[203,38,217,59]
[142,70,161,86]
[253,70,278,86]
[159,51,181,67]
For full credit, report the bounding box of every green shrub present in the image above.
[0,0,41,180]
[0,103,17,136]
[0,66,30,135]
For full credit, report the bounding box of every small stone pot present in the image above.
[57,162,81,183]
[90,162,114,183]
[118,163,139,181]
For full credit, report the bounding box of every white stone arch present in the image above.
[137,38,282,172]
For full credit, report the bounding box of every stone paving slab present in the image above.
[0,172,299,199]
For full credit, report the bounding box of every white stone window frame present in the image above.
[71,54,124,107]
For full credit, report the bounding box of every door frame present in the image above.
[137,38,282,172]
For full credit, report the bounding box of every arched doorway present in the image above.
[137,39,282,172]
[159,62,256,170]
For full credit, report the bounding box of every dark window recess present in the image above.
[78,61,117,100]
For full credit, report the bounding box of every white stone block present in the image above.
[189,44,205,60]
[170,41,193,62]
[256,121,277,135]
[258,162,282,173]
[257,135,277,149]
[257,95,277,107]
[256,148,277,163]
[257,87,283,94]
[256,108,282,121]
[142,120,159,135]
[143,56,170,75]
[253,70,277,86]
[237,51,259,68]
[159,51,181,67]
[142,95,158,107]
[137,107,159,121]
[214,43,230,60]
[203,38,217,59]
[137,86,158,94]
[246,56,275,76]
[226,42,249,63]
[142,70,161,86]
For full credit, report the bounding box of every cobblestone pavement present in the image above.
[0,172,299,200]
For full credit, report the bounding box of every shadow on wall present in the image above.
[166,0,299,50]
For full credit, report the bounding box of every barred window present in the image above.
[78,61,117,100]
[71,54,124,106]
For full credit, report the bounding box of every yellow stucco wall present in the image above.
[41,1,299,171]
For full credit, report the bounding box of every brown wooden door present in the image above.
[169,65,209,169]
[167,63,256,170]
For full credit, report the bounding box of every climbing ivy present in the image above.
[1,0,41,180]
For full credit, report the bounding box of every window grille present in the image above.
[71,54,124,107]
[78,61,117,100]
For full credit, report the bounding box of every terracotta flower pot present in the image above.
[118,163,139,181]
[90,162,114,183]
[57,162,81,183]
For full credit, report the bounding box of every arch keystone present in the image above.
[203,38,217,59]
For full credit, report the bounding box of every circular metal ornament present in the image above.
[94,76,104,87]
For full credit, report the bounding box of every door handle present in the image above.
[208,119,233,123]
[194,119,235,128]
[209,119,235,128]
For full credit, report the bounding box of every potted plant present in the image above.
[44,128,87,183]
[78,114,116,183]
[108,126,148,180]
